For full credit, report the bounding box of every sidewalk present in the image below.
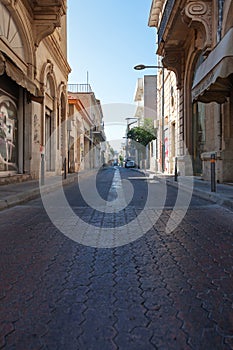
[0,168,233,211]
[146,170,233,211]
[0,172,80,211]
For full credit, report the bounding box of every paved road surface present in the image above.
[0,167,233,349]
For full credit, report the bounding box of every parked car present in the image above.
[125,160,136,168]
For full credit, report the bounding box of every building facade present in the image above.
[149,0,233,182]
[134,75,157,124]
[0,0,70,182]
[134,75,157,170]
[134,71,178,174]
[68,84,106,172]
[159,67,178,174]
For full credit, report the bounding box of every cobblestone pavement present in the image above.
[0,173,233,349]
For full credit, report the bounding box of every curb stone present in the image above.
[0,174,79,211]
[165,177,233,211]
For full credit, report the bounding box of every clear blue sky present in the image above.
[67,0,157,148]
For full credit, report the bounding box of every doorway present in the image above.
[192,102,205,175]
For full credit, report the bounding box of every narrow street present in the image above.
[0,166,233,349]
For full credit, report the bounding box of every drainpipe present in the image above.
[218,104,222,152]
[217,0,224,42]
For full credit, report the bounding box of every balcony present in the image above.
[92,125,106,142]
[23,0,66,45]
[158,0,176,46]
[68,84,93,93]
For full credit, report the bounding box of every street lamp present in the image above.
[67,119,72,174]
[134,64,165,173]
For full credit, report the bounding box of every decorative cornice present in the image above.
[2,0,66,47]
[148,0,166,28]
[182,1,212,52]
[162,49,184,89]
[44,35,71,79]
[31,0,66,46]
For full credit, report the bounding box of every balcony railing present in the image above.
[158,0,176,46]
[68,84,92,93]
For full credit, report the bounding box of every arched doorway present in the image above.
[0,75,19,173]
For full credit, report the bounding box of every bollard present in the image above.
[63,157,67,180]
[41,154,45,186]
[210,153,216,192]
[174,157,178,182]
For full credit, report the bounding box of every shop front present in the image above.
[192,27,233,181]
[0,75,19,175]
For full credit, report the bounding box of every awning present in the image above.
[0,51,37,96]
[192,28,233,104]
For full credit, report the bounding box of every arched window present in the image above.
[0,3,25,60]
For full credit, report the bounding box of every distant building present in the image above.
[134,75,157,170]
[134,75,157,124]
[68,84,106,171]
[134,72,178,174]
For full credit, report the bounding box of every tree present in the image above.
[127,118,156,147]
[127,119,156,167]
[119,154,124,166]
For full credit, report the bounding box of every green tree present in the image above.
[127,119,156,167]
[127,118,156,147]
[119,154,124,166]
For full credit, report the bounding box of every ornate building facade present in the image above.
[68,84,106,172]
[0,0,70,182]
[149,0,233,182]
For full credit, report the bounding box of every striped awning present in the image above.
[192,28,233,104]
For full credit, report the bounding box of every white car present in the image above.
[125,160,136,168]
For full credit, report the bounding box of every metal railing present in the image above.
[68,84,92,93]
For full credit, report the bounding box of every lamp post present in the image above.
[134,64,165,173]
[67,119,72,174]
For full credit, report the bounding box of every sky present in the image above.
[67,0,157,150]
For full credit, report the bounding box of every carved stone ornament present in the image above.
[0,52,6,76]
[1,1,65,47]
[0,0,18,6]
[39,60,55,95]
[162,50,184,89]
[59,81,66,95]
[182,1,212,51]
[47,61,54,75]
[32,1,66,46]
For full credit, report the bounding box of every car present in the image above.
[125,160,136,168]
